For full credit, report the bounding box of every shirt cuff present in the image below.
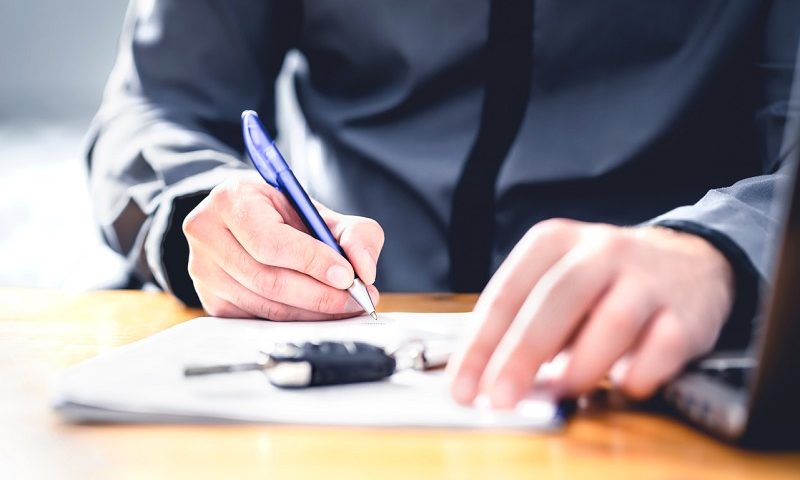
[144,165,252,306]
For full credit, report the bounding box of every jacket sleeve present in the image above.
[86,0,300,304]
[649,0,800,348]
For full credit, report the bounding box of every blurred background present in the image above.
[0,1,129,288]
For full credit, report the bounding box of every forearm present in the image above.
[87,0,297,298]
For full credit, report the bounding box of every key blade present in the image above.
[183,362,264,377]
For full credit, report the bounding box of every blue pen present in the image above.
[241,110,377,320]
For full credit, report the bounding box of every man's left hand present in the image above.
[447,219,735,408]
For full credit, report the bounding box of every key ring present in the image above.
[388,338,449,371]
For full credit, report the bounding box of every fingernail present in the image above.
[343,297,362,313]
[490,378,521,409]
[452,375,478,404]
[609,356,632,386]
[327,265,352,288]
[359,249,377,284]
[368,288,379,306]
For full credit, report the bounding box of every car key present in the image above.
[184,341,397,388]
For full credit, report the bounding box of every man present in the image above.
[88,1,799,408]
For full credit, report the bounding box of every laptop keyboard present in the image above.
[691,355,757,391]
[664,368,751,439]
[701,366,750,389]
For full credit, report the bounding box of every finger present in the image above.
[195,291,254,319]
[230,179,311,234]
[448,219,580,405]
[617,309,692,399]
[329,214,385,286]
[266,188,383,286]
[192,259,363,321]
[481,241,618,408]
[197,226,367,314]
[223,204,356,290]
[557,277,658,396]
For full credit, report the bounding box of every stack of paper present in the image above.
[52,312,566,429]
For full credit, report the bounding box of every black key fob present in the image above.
[263,341,397,388]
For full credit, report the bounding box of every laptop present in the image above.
[663,95,800,449]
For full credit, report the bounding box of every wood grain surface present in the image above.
[1,289,797,480]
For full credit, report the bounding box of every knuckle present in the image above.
[262,188,292,216]
[233,246,251,271]
[209,183,227,200]
[361,218,385,244]
[203,298,230,317]
[229,187,275,227]
[186,254,206,282]
[657,318,689,355]
[226,176,250,194]
[211,181,236,206]
[558,368,587,395]
[230,197,253,228]
[594,232,629,256]
[348,220,385,256]
[621,376,655,400]
[182,208,205,238]
[312,291,340,313]
[257,303,276,320]
[600,304,638,332]
[539,217,573,231]
[540,217,574,233]
[218,240,242,267]
[694,331,718,356]
[253,268,282,298]
[262,186,284,205]
[204,303,222,316]
[300,245,326,276]
[340,217,385,250]
[229,290,251,314]
[373,220,386,242]
[186,261,199,282]
[526,218,573,245]
[260,303,289,321]
[255,232,286,265]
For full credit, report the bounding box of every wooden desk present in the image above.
[1,289,798,479]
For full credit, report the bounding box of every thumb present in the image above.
[319,206,385,285]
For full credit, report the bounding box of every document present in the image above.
[52,312,566,429]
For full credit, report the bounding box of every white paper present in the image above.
[52,313,564,429]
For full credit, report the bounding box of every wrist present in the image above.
[649,220,761,349]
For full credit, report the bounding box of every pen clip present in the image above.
[242,110,279,188]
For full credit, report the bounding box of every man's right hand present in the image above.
[182,174,384,320]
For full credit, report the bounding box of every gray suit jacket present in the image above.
[87,1,799,337]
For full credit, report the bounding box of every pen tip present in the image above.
[370,311,378,321]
